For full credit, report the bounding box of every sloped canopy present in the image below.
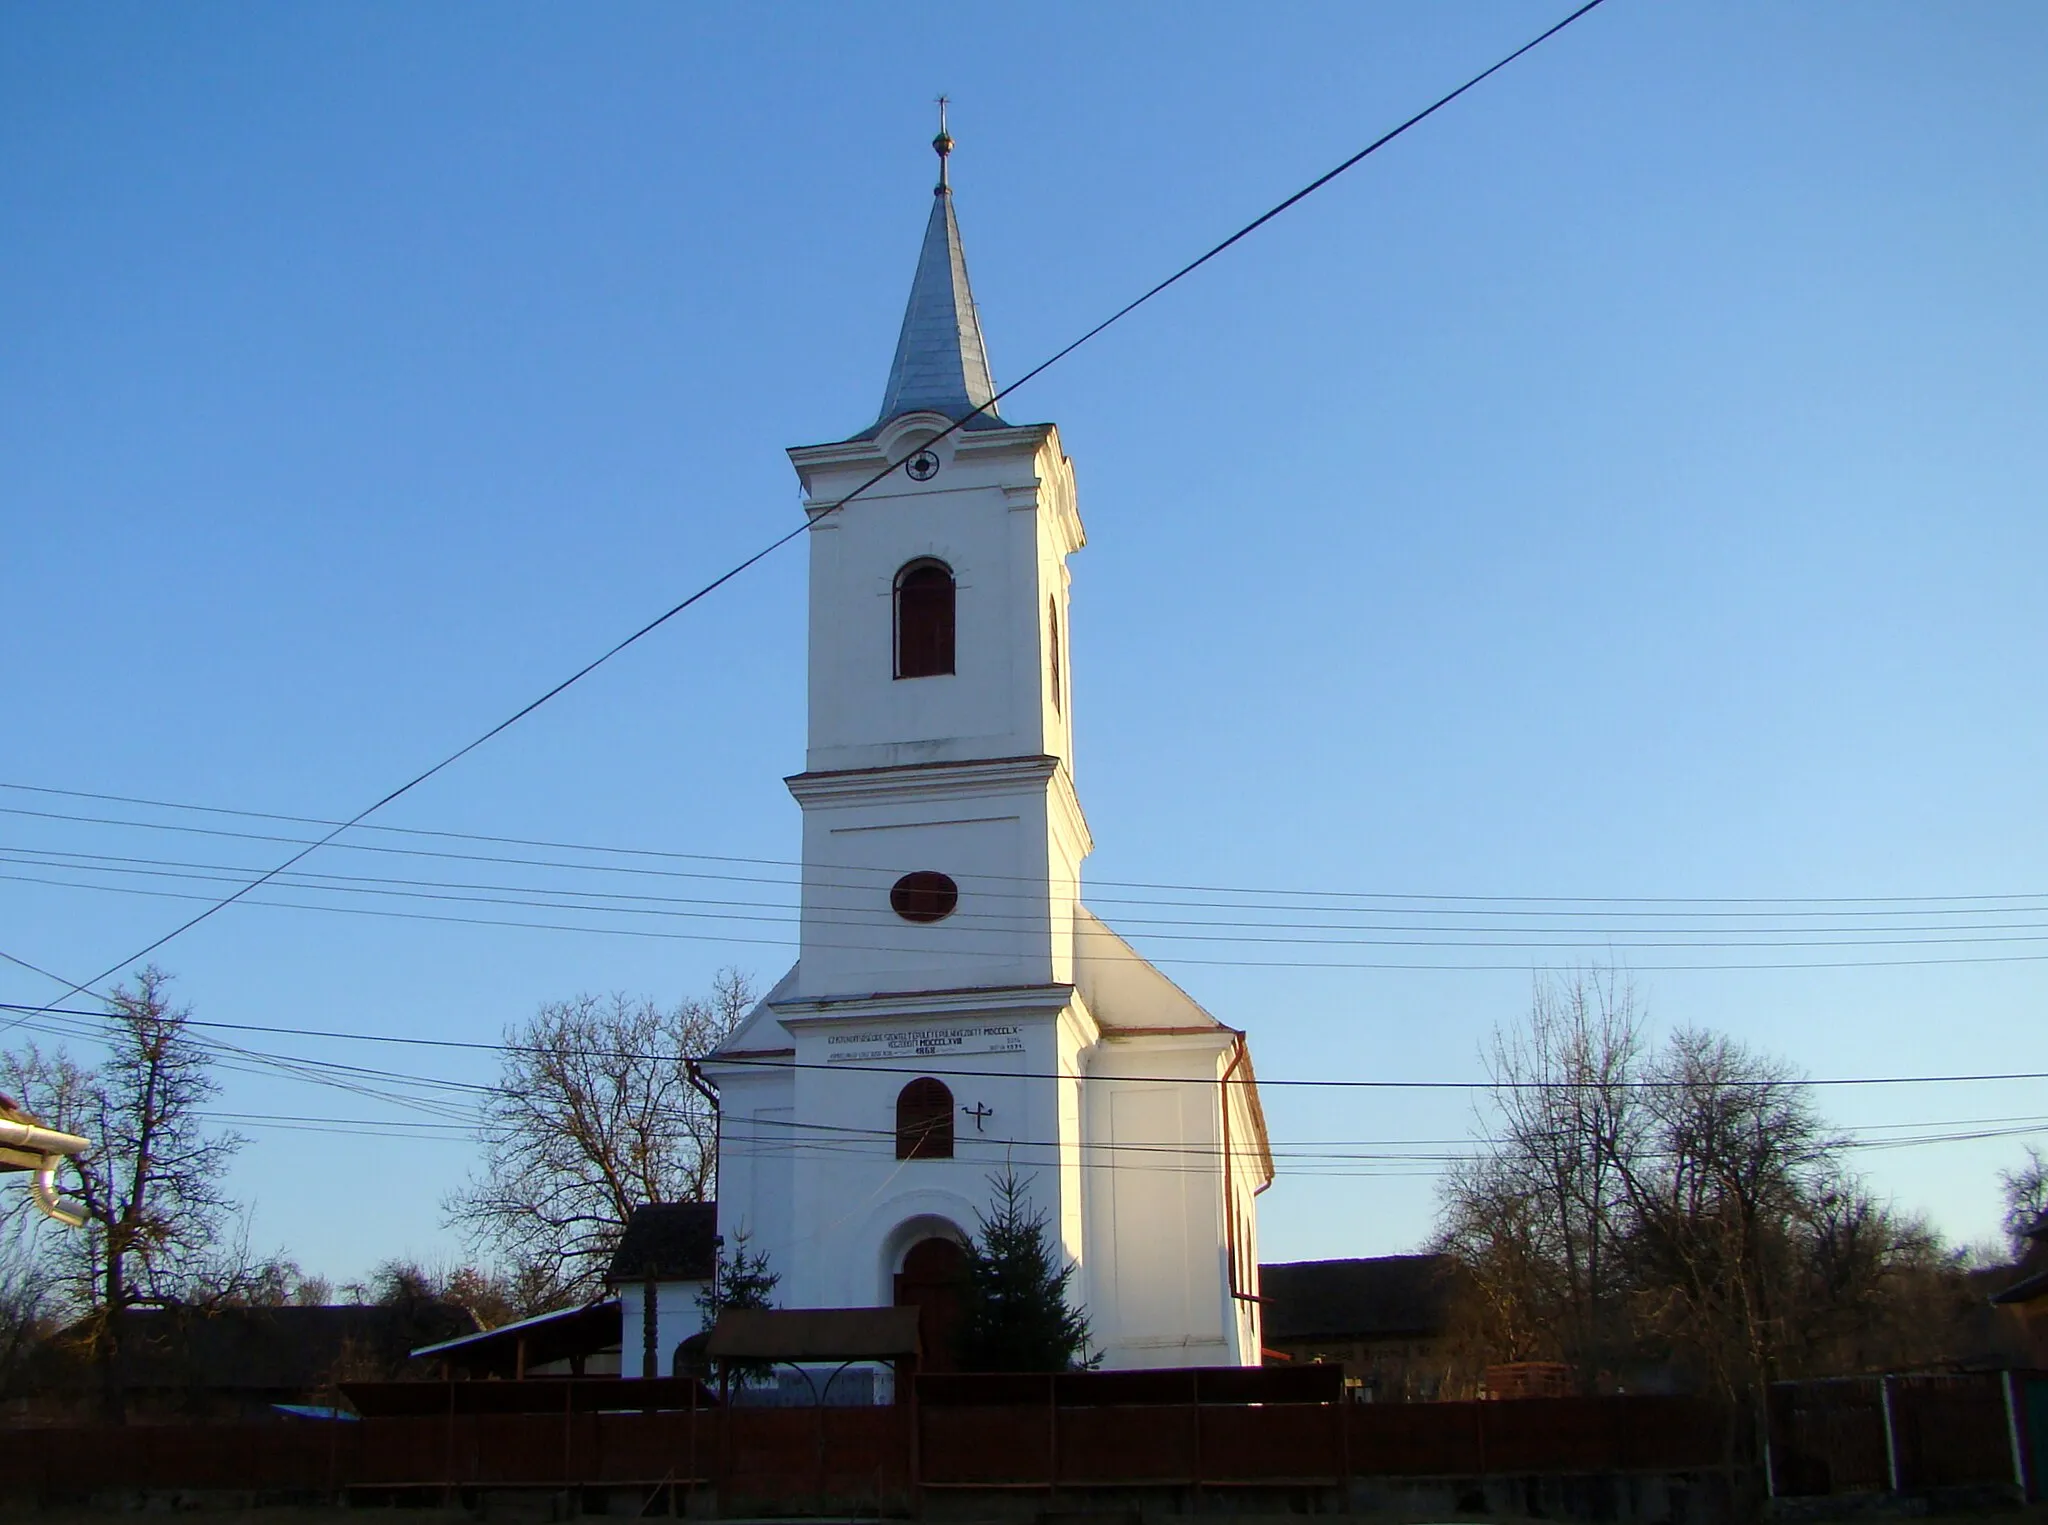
[705,1306,921,1362]
[411,1298,622,1377]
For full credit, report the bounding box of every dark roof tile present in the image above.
[1259,1255,1461,1343]
[606,1201,718,1283]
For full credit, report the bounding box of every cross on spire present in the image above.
[933,95,953,193]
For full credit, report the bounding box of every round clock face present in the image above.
[906,450,940,482]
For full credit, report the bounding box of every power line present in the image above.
[174,1105,2046,1172]
[21,838,2048,942]
[17,782,2048,915]
[24,868,2048,973]
[0,1,1613,1030]
[5,1001,2041,1094]
[24,845,2048,945]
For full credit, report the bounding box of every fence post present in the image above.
[1760,1388,1777,1500]
[1337,1387,1352,1514]
[1047,1372,1059,1496]
[907,1369,921,1514]
[444,1381,458,1507]
[2005,1371,2028,1500]
[1879,1376,1900,1495]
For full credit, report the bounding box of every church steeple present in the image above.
[872,105,999,432]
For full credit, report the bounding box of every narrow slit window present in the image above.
[896,1078,955,1160]
[1048,595,1062,715]
[895,561,955,678]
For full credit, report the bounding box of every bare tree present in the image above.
[1999,1145,2047,1258]
[1617,1028,1835,1401]
[0,1245,52,1404]
[1435,969,1643,1390]
[0,967,246,1421]
[446,970,753,1308]
[1790,1182,1962,1375]
[1437,975,1960,1414]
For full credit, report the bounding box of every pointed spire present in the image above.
[872,103,999,432]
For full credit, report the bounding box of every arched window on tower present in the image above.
[896,1077,954,1160]
[1048,594,1062,715]
[895,561,955,678]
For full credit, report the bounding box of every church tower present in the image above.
[704,122,1271,1374]
[785,111,1087,1007]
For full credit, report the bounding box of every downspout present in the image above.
[685,1057,720,1105]
[686,1056,722,1203]
[679,1059,724,1382]
[685,1059,721,1131]
[29,1162,86,1227]
[1221,1037,1241,1298]
[1219,1034,1269,1370]
[1,1114,89,1227]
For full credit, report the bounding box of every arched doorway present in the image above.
[893,1236,965,1374]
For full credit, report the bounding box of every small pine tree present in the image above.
[695,1233,780,1383]
[696,1233,780,1325]
[956,1170,1095,1372]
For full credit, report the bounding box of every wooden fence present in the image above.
[0,1381,1730,1512]
[1766,1371,2044,1501]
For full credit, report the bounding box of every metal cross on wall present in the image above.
[962,1102,993,1133]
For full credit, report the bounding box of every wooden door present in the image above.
[893,1237,965,1374]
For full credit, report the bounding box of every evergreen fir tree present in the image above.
[692,1233,779,1383]
[955,1170,1095,1372]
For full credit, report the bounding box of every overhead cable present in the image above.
[0,0,1613,1029]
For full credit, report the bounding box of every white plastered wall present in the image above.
[619,1279,711,1379]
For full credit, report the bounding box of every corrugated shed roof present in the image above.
[410,1298,623,1374]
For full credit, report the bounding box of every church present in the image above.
[700,123,1273,1373]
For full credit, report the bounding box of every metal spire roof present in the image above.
[871,105,1000,433]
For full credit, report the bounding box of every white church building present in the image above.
[701,125,1273,1372]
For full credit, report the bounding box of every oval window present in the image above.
[890,871,959,924]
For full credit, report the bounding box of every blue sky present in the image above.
[3,2,2044,1283]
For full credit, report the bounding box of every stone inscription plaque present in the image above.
[825,1022,1025,1064]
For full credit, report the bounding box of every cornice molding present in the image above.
[788,420,1052,475]
[772,981,1076,1026]
[787,753,1059,808]
[1098,1027,1237,1055]
[1046,765,1094,859]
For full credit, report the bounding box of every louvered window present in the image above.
[895,561,955,678]
[896,1077,955,1160]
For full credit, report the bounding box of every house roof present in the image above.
[1991,1266,2048,1306]
[1259,1255,1462,1343]
[606,1201,718,1284]
[708,962,798,1062]
[49,1303,478,1392]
